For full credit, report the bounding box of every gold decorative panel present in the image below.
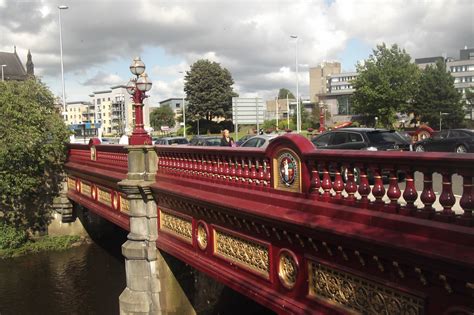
[160,210,193,244]
[308,261,424,315]
[81,183,91,197]
[120,196,129,213]
[98,188,111,206]
[197,223,208,250]
[67,177,76,190]
[214,229,269,278]
[278,250,298,289]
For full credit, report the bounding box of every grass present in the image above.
[0,235,82,259]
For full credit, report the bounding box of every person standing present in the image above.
[220,129,234,147]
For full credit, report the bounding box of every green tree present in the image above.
[412,60,464,129]
[352,43,420,127]
[277,88,295,100]
[184,59,238,123]
[0,79,69,230]
[465,88,474,120]
[150,105,176,130]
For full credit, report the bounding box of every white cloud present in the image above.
[82,72,124,86]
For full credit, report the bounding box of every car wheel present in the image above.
[415,145,425,152]
[455,145,467,153]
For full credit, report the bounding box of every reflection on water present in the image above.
[0,229,128,315]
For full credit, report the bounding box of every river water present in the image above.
[0,222,273,315]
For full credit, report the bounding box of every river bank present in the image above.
[0,234,88,259]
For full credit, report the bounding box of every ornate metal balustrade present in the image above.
[65,135,474,315]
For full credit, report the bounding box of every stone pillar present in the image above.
[119,146,161,315]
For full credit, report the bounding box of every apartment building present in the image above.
[158,98,188,129]
[309,62,341,103]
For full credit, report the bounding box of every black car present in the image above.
[188,135,222,146]
[311,128,412,151]
[414,129,474,153]
[153,137,189,145]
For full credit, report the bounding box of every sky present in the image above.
[1,0,473,106]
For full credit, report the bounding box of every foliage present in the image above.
[277,88,295,99]
[150,105,176,130]
[184,59,238,123]
[412,60,464,129]
[352,43,420,127]
[0,223,28,249]
[0,235,81,258]
[187,119,234,135]
[0,79,70,230]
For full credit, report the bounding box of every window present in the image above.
[313,133,332,146]
[332,132,348,145]
[348,133,363,142]
[176,103,181,108]
[97,99,101,105]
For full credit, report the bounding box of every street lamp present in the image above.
[439,112,449,131]
[126,57,153,145]
[1,65,6,81]
[179,71,186,137]
[290,35,300,133]
[58,5,68,121]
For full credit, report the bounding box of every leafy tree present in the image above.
[0,79,69,230]
[412,60,464,129]
[184,59,238,123]
[277,88,295,100]
[352,43,420,127]
[465,88,474,120]
[150,105,176,130]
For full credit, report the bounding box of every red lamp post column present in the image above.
[318,101,326,133]
[127,57,153,145]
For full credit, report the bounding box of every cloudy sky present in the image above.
[1,0,473,105]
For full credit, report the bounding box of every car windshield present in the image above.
[168,138,188,145]
[206,138,221,146]
[367,131,406,144]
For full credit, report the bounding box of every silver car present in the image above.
[240,134,278,149]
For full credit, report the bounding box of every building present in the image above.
[414,56,444,70]
[89,85,150,136]
[265,98,295,122]
[158,98,188,129]
[65,101,99,137]
[309,61,341,103]
[0,47,34,81]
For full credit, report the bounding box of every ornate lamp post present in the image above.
[318,101,326,133]
[126,57,153,145]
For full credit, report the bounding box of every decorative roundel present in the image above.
[196,222,208,251]
[111,191,120,210]
[278,249,299,290]
[278,152,298,187]
[75,180,81,192]
[91,185,97,200]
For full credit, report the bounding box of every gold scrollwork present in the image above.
[197,223,208,250]
[278,251,298,289]
[308,261,424,315]
[98,188,111,206]
[67,177,75,190]
[160,210,193,244]
[81,183,91,197]
[120,197,129,213]
[214,229,269,278]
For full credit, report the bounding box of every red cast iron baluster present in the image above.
[419,171,436,219]
[218,156,225,181]
[266,159,272,189]
[386,168,401,213]
[236,159,243,187]
[309,161,321,199]
[250,158,257,187]
[401,169,418,215]
[357,165,370,209]
[230,158,237,186]
[213,155,219,180]
[333,163,344,201]
[258,161,265,189]
[459,175,473,226]
[202,155,208,179]
[192,155,197,177]
[321,161,332,201]
[371,165,385,210]
[439,172,455,220]
[197,155,203,176]
[224,158,230,184]
[243,158,250,186]
[344,164,357,206]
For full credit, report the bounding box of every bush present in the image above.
[0,223,28,249]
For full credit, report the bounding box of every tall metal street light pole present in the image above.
[58,5,68,121]
[179,71,186,137]
[1,65,6,81]
[126,57,153,145]
[290,35,300,133]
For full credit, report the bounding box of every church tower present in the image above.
[26,49,34,76]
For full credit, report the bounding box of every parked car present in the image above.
[240,134,278,149]
[153,136,189,145]
[188,135,222,146]
[311,128,412,151]
[311,128,411,183]
[235,135,255,146]
[414,129,474,153]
